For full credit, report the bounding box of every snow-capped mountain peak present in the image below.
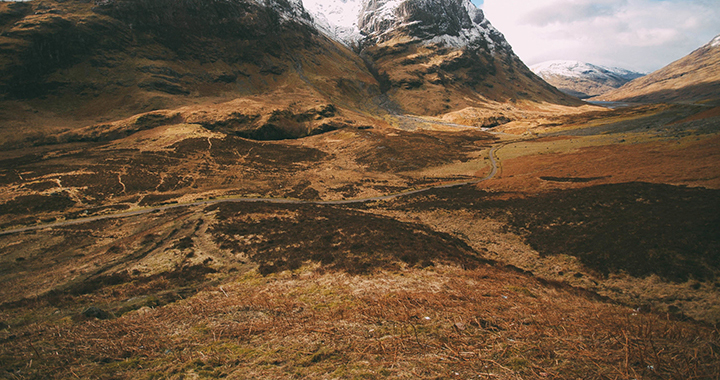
[303,0,510,54]
[302,0,363,45]
[530,60,645,98]
[531,60,645,82]
[708,34,720,49]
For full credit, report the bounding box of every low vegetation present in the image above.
[1,88,719,379]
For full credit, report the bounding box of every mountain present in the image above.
[0,0,382,144]
[302,0,363,46]
[531,60,645,99]
[0,0,582,146]
[596,34,720,105]
[304,0,581,119]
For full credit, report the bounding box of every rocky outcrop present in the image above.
[359,0,507,51]
[349,0,579,115]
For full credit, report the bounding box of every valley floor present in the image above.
[1,103,719,379]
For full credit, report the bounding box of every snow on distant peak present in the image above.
[531,60,645,81]
[708,34,720,48]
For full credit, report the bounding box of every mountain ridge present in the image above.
[0,0,386,145]
[304,0,581,119]
[0,0,584,144]
[595,33,720,105]
[531,60,645,99]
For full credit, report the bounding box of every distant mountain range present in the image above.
[530,61,645,99]
[595,34,720,105]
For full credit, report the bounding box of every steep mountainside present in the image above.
[0,0,381,144]
[0,0,587,145]
[305,0,581,119]
[302,0,363,47]
[531,61,645,99]
[596,34,720,105]
[1,2,719,378]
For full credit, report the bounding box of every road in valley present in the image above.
[0,145,503,236]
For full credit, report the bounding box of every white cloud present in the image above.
[482,0,720,72]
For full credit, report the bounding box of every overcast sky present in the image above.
[471,0,720,73]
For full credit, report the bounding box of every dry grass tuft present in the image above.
[2,265,717,379]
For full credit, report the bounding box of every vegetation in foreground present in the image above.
[0,104,719,379]
[2,263,718,380]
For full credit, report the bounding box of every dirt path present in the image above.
[0,145,504,236]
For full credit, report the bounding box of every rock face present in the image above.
[596,34,720,105]
[308,0,579,116]
[531,61,645,99]
[359,0,505,48]
[0,0,580,136]
[305,0,507,51]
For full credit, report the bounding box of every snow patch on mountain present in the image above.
[531,61,645,82]
[303,0,510,54]
[428,0,510,53]
[708,34,720,48]
[257,0,312,23]
[303,0,363,45]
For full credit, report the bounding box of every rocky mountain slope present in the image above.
[596,34,720,105]
[0,0,586,145]
[531,60,645,99]
[305,0,581,118]
[0,0,382,145]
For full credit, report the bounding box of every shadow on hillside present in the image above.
[395,183,720,282]
[617,81,720,106]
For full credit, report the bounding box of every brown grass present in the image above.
[1,265,718,379]
[481,134,720,193]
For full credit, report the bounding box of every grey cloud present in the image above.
[522,0,623,26]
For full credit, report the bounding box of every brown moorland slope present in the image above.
[0,0,383,145]
[596,34,720,105]
[1,101,719,380]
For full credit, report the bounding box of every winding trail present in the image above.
[0,145,503,236]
